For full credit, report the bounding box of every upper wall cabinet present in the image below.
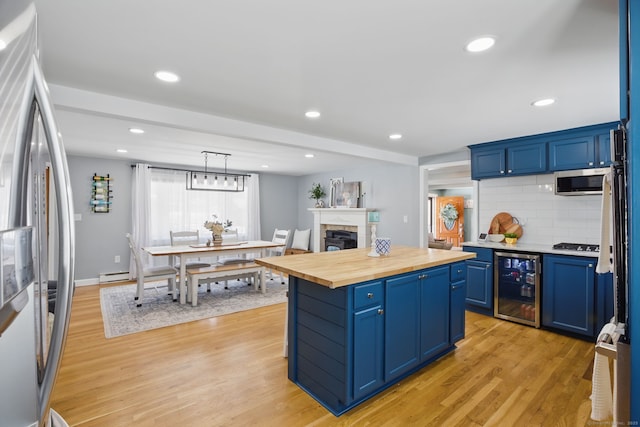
[548,132,611,171]
[471,141,546,180]
[469,122,618,180]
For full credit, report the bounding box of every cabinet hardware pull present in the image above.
[367,292,374,298]
[508,169,512,173]
[418,274,427,280]
[588,264,593,268]
[378,309,384,315]
[588,162,594,166]
[486,265,491,269]
[500,170,505,174]
[457,269,462,274]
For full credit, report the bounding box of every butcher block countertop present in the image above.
[255,245,476,289]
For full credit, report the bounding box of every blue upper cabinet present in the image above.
[507,141,547,175]
[548,135,596,171]
[548,132,612,171]
[471,146,506,179]
[469,122,618,180]
[470,141,545,180]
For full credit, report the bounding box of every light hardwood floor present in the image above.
[51,283,601,426]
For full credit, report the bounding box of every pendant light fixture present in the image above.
[186,151,247,192]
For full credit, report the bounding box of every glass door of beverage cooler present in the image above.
[494,252,541,328]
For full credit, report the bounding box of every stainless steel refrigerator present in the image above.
[0,1,75,426]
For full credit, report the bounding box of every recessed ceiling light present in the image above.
[389,134,403,140]
[116,149,128,153]
[129,127,145,134]
[465,36,496,53]
[154,70,180,83]
[532,98,556,107]
[261,164,269,168]
[305,154,315,158]
[305,111,321,119]
[0,40,7,51]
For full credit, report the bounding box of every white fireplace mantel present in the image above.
[309,208,375,252]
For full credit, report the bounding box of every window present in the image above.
[148,169,250,245]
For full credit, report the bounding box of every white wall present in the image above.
[478,173,602,245]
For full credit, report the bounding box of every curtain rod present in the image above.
[130,164,251,177]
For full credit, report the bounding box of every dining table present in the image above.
[143,240,286,305]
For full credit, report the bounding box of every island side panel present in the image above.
[289,276,350,413]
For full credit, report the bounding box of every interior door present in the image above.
[435,196,464,247]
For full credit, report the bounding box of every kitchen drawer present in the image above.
[450,261,466,282]
[354,281,383,310]
[463,246,493,262]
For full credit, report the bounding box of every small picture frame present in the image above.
[478,233,487,242]
[368,211,380,223]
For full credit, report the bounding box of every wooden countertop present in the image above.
[255,245,476,288]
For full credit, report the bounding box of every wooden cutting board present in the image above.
[488,212,523,238]
[489,212,513,234]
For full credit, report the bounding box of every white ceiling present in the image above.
[33,0,620,176]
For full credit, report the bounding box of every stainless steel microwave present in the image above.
[554,168,608,195]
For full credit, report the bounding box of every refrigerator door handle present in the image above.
[30,55,76,422]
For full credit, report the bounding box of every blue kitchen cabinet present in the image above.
[506,141,547,175]
[596,132,612,167]
[353,281,384,400]
[419,266,451,361]
[385,272,421,380]
[463,247,493,312]
[450,262,467,343]
[543,255,599,337]
[549,136,597,171]
[470,145,506,179]
[470,141,546,179]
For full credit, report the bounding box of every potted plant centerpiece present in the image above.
[204,215,233,245]
[504,232,518,245]
[309,182,327,208]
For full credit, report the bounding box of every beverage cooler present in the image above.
[494,252,541,328]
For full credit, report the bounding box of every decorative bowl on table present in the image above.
[487,234,504,242]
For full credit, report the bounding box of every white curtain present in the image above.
[129,163,152,278]
[147,169,255,245]
[247,174,261,240]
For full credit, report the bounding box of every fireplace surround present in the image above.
[309,208,374,252]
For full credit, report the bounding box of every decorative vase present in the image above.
[315,199,324,208]
[443,218,455,230]
[212,233,223,245]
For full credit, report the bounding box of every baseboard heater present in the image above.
[99,271,130,284]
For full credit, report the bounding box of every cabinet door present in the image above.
[419,266,450,361]
[549,136,596,171]
[450,280,466,343]
[465,260,493,309]
[506,142,547,175]
[542,255,596,336]
[596,132,612,167]
[471,147,506,179]
[385,273,420,381]
[353,305,384,400]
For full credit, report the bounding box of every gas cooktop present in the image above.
[552,242,600,252]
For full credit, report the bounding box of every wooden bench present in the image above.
[185,262,266,307]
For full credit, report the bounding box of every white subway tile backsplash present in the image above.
[479,176,602,245]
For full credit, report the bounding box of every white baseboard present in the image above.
[74,278,99,287]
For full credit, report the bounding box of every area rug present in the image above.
[100,278,287,338]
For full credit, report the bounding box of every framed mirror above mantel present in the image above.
[309,208,376,252]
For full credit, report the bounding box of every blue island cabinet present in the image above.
[288,264,461,416]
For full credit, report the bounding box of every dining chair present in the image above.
[265,228,290,284]
[126,233,178,307]
[170,230,212,293]
[169,230,211,269]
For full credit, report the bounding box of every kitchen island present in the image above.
[255,246,475,416]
